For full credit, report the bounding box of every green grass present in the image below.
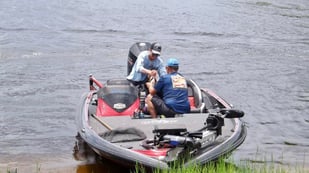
[133,157,308,173]
[1,156,307,173]
[1,163,41,173]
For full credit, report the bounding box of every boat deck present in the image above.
[88,113,235,150]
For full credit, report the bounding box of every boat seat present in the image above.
[187,87,195,108]
[187,79,205,113]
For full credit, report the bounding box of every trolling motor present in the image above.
[141,109,244,162]
[145,108,244,148]
[143,109,244,150]
[188,108,244,147]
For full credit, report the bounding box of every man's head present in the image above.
[150,42,161,60]
[166,58,179,72]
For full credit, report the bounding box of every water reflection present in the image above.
[73,134,132,173]
[76,161,131,173]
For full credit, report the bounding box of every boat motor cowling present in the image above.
[127,42,151,75]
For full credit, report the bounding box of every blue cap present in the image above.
[166,58,179,67]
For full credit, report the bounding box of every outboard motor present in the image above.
[127,42,151,75]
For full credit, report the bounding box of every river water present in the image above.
[0,0,308,172]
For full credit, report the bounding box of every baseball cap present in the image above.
[150,42,161,55]
[166,58,179,67]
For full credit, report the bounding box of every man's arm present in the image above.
[146,82,156,96]
[136,52,156,76]
[140,67,154,76]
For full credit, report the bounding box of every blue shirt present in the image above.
[127,51,166,82]
[154,72,190,113]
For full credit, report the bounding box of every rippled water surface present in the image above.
[1,0,308,172]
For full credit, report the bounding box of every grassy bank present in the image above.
[2,157,307,173]
[134,158,308,173]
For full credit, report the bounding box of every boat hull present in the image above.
[76,81,246,169]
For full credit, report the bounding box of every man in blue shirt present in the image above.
[145,58,190,118]
[127,43,166,86]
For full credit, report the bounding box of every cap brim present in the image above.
[167,64,179,67]
[152,50,161,55]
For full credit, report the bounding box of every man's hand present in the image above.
[149,70,158,77]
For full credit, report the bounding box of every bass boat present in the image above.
[76,42,246,170]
